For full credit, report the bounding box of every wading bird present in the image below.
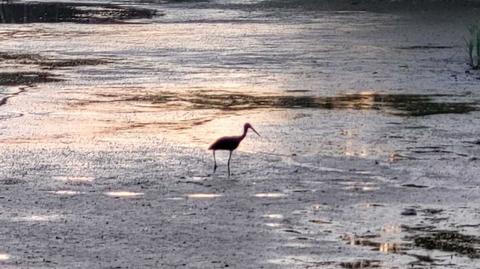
[209,123,260,177]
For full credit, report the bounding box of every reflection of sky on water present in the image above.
[104,191,144,197]
[186,193,223,199]
[0,0,478,165]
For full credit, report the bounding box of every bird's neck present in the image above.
[240,128,248,140]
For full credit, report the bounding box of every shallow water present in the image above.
[0,0,479,268]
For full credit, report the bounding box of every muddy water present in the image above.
[0,0,479,268]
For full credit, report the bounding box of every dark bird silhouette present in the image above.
[209,123,260,176]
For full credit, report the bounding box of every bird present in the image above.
[208,123,260,177]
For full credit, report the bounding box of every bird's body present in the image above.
[209,123,260,176]
[209,135,243,151]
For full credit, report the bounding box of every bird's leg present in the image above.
[227,151,232,177]
[213,151,217,173]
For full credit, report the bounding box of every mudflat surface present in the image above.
[0,0,480,268]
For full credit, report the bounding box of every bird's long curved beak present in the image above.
[250,127,260,137]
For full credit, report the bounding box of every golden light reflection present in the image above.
[263,214,284,219]
[379,242,401,253]
[13,214,61,222]
[186,193,223,199]
[265,223,282,227]
[342,234,403,254]
[358,91,376,96]
[361,186,380,191]
[254,193,287,198]
[104,191,144,198]
[165,197,184,201]
[343,185,380,192]
[382,224,402,234]
[340,91,376,158]
[343,135,370,158]
[0,253,10,261]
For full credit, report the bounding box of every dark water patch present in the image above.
[457,223,480,228]
[408,146,443,150]
[0,2,156,24]
[0,72,61,86]
[411,149,454,154]
[402,225,436,232]
[283,229,302,234]
[401,208,417,216]
[365,203,384,207]
[402,184,429,188]
[0,112,23,120]
[464,140,480,145]
[410,230,480,258]
[89,92,477,117]
[285,89,311,93]
[339,260,382,269]
[2,178,26,185]
[309,219,331,224]
[420,209,443,215]
[411,253,435,263]
[39,59,109,69]
[425,217,449,224]
[404,125,429,129]
[0,52,42,62]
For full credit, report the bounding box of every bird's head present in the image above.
[244,123,260,136]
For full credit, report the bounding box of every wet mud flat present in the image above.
[0,142,478,269]
[0,0,480,268]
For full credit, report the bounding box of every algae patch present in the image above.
[0,2,157,24]
[0,52,109,69]
[0,72,61,86]
[412,230,480,258]
[89,91,477,117]
[38,59,109,69]
[340,260,382,269]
